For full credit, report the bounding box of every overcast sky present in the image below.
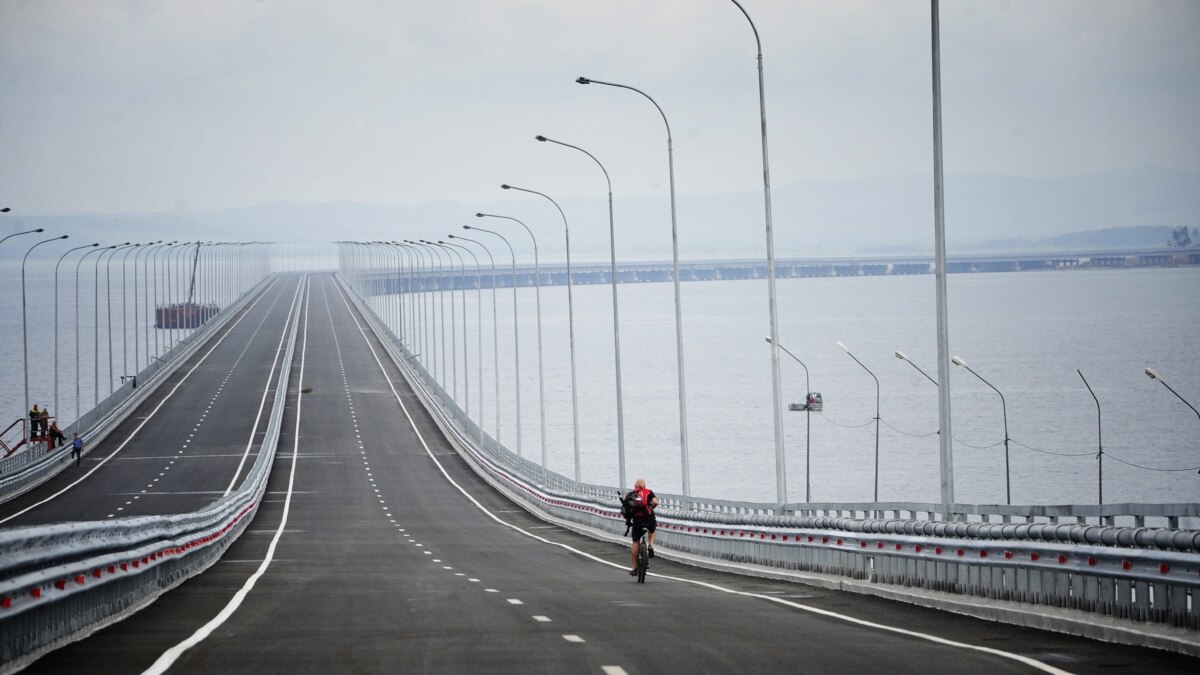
[2,0,1197,216]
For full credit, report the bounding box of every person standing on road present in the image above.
[623,478,659,576]
[71,433,84,467]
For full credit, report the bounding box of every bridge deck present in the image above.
[8,274,1195,674]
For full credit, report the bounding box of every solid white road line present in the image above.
[331,277,1073,675]
[141,275,312,675]
[1,277,284,525]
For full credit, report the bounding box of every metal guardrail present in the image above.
[0,276,275,501]
[0,275,300,672]
[341,275,1200,633]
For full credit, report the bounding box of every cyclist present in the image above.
[623,478,659,576]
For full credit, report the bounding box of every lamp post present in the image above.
[405,240,439,381]
[837,341,881,501]
[462,225,522,459]
[443,239,485,444]
[729,0,787,513]
[0,227,45,247]
[54,243,99,420]
[77,246,113,424]
[951,355,1011,505]
[930,0,956,517]
[896,351,939,387]
[95,244,129,407]
[436,241,471,415]
[533,135,628,491]
[576,76,691,496]
[1145,368,1200,422]
[146,242,175,367]
[424,240,459,404]
[475,213,547,476]
[131,241,161,374]
[499,184,582,482]
[106,243,137,395]
[450,234,501,444]
[1077,369,1103,505]
[415,241,448,390]
[766,336,811,503]
[23,235,69,437]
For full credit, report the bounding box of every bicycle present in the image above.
[635,529,649,583]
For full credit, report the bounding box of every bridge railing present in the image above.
[342,275,1200,638]
[0,275,299,671]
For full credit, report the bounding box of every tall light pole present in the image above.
[476,213,546,473]
[499,184,582,482]
[423,240,459,404]
[450,234,502,444]
[95,244,128,407]
[436,241,471,415]
[405,240,439,382]
[837,341,881,501]
[462,226,523,458]
[1077,369,1103,505]
[54,243,99,420]
[930,0,956,517]
[77,246,113,424]
[534,134,628,492]
[443,239,485,444]
[131,241,161,374]
[23,235,69,437]
[896,351,939,387]
[729,0,787,513]
[0,226,45,247]
[1145,368,1200,422]
[951,356,1011,505]
[106,243,137,394]
[1146,368,1199,475]
[766,336,811,503]
[577,76,691,496]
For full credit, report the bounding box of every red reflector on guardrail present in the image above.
[1,597,10,609]
[54,580,65,590]
[1122,560,1132,570]
[1030,552,1039,561]
[30,588,41,598]
[75,576,85,585]
[1058,554,1067,564]
[1160,564,1170,574]
[1088,557,1097,566]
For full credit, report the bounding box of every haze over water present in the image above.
[3,264,1197,507]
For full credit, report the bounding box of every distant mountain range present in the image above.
[4,167,1197,260]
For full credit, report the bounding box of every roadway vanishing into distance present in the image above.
[4,273,1195,674]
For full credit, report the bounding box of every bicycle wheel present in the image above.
[637,535,649,583]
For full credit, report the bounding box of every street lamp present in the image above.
[423,240,459,404]
[766,336,812,503]
[405,240,439,382]
[896,351,938,387]
[23,235,69,437]
[534,134,628,491]
[54,243,99,419]
[443,239,485,444]
[729,0,787,513]
[435,241,471,416]
[1077,369,1104,505]
[419,240,451,394]
[449,234,502,444]
[951,355,1011,505]
[0,226,45,247]
[77,246,113,424]
[476,213,546,473]
[107,243,138,395]
[837,341,881,501]
[576,75,691,497]
[499,184,582,482]
[1145,368,1200,422]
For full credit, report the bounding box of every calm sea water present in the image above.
[3,262,1197,506]
[370,267,1200,506]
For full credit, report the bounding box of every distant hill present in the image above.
[4,167,1197,260]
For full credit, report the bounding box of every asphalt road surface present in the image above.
[13,274,1197,674]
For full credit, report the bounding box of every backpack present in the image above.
[622,487,651,520]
